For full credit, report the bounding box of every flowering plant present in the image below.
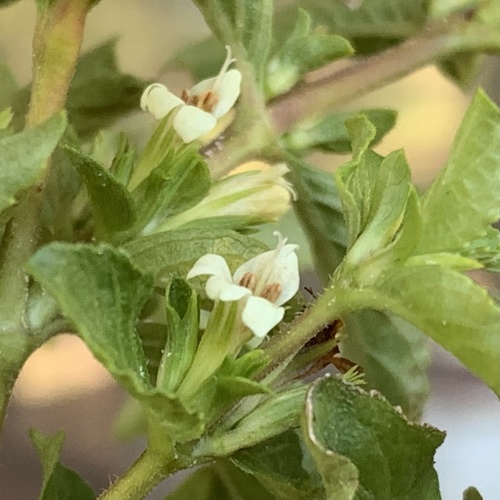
[0,1,499,499]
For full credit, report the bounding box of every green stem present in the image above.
[269,21,500,134]
[0,0,93,433]
[97,448,182,500]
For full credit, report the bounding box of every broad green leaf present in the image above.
[463,486,483,500]
[0,111,66,216]
[417,89,500,254]
[123,228,267,286]
[193,0,273,81]
[283,109,397,154]
[63,146,136,240]
[287,155,347,281]
[12,41,145,138]
[303,376,444,500]
[27,243,203,440]
[27,243,152,390]
[281,0,430,55]
[374,264,500,395]
[266,9,353,97]
[342,311,430,421]
[30,429,95,500]
[232,430,324,500]
[165,460,276,500]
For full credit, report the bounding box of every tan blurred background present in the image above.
[1,1,499,499]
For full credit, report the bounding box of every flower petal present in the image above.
[173,105,217,142]
[211,69,242,118]
[140,83,184,119]
[187,254,232,281]
[233,243,300,306]
[241,296,284,338]
[205,275,250,301]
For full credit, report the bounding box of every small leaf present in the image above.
[0,111,66,217]
[193,0,273,81]
[287,155,347,282]
[123,228,267,286]
[30,429,95,500]
[303,375,445,500]
[417,89,500,254]
[284,109,397,153]
[463,486,483,500]
[231,430,324,500]
[165,460,276,500]
[63,146,136,240]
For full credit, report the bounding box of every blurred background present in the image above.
[0,0,499,499]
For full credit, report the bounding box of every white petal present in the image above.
[233,244,299,306]
[206,275,250,301]
[211,69,242,118]
[189,76,217,96]
[186,254,232,281]
[173,105,217,142]
[140,83,184,119]
[241,296,284,338]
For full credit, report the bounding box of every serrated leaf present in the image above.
[27,243,203,440]
[63,146,136,240]
[193,0,273,81]
[123,228,267,286]
[287,155,347,281]
[0,111,66,217]
[232,430,324,500]
[284,109,397,153]
[165,460,276,500]
[303,376,444,500]
[417,89,500,254]
[375,264,500,395]
[30,429,95,500]
[342,311,430,421]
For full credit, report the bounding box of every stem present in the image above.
[97,449,182,500]
[269,23,500,134]
[0,0,92,433]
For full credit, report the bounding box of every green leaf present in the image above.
[12,41,145,138]
[63,146,136,240]
[287,155,347,282]
[303,376,444,500]
[281,0,430,55]
[193,0,273,81]
[266,9,353,97]
[417,89,500,255]
[27,243,203,440]
[0,111,67,217]
[374,264,500,396]
[284,109,397,154]
[123,228,267,286]
[463,486,483,500]
[165,460,276,500]
[460,227,500,272]
[342,311,430,421]
[232,430,324,500]
[27,243,153,390]
[30,429,95,500]
[132,143,211,234]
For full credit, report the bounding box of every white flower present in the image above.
[187,232,300,339]
[140,46,241,143]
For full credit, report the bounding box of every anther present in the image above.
[239,272,257,292]
[260,283,282,303]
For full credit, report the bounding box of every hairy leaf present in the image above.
[303,376,444,500]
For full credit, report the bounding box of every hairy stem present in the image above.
[0,0,93,433]
[269,22,500,134]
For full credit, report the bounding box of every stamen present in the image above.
[239,272,257,292]
[254,232,287,296]
[198,90,220,112]
[212,45,236,92]
[180,89,190,103]
[260,283,282,303]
